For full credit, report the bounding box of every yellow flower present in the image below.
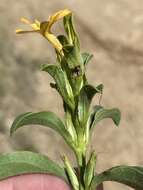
[16,9,71,52]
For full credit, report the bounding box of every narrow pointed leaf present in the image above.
[10,111,73,148]
[0,151,67,182]
[90,165,143,190]
[89,105,121,129]
[42,64,75,110]
[77,84,103,127]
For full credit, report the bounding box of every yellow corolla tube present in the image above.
[16,9,71,52]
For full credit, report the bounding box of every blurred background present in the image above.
[0,0,143,189]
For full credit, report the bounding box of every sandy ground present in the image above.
[0,0,143,189]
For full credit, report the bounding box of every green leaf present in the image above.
[77,84,103,127]
[41,64,75,110]
[10,111,73,148]
[0,151,67,181]
[89,105,121,129]
[90,165,143,190]
[82,52,93,66]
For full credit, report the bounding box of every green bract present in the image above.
[0,9,142,190]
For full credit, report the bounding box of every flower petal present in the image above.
[48,9,71,31]
[35,19,40,27]
[20,17,40,30]
[45,33,63,52]
[16,29,39,34]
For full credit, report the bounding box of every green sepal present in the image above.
[41,64,75,110]
[90,165,143,190]
[10,111,74,149]
[88,105,121,130]
[0,151,67,182]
